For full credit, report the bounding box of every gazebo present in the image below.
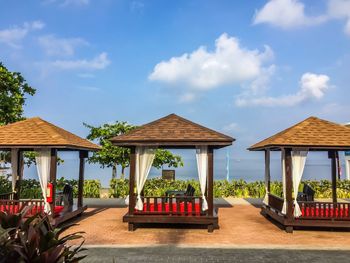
[111,114,234,232]
[249,116,350,233]
[0,117,100,226]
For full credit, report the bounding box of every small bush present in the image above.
[108,178,350,199]
[0,176,101,199]
[0,209,86,262]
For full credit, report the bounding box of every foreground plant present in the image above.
[0,208,87,263]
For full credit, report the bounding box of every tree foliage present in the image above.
[84,121,184,179]
[0,62,36,126]
[0,62,38,168]
[153,149,184,169]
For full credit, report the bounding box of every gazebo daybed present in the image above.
[249,117,350,233]
[0,117,100,226]
[111,114,234,232]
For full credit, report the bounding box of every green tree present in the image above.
[153,149,184,169]
[0,62,37,168]
[0,62,36,125]
[84,121,184,179]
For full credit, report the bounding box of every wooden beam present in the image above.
[50,149,57,213]
[129,147,136,216]
[78,151,88,208]
[284,148,293,221]
[207,147,214,217]
[329,150,338,203]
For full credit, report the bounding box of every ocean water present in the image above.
[20,150,348,187]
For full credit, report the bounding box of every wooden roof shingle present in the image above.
[0,117,100,151]
[111,114,234,147]
[249,116,350,151]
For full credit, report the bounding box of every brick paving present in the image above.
[63,201,350,248]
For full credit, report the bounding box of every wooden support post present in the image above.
[50,149,58,214]
[78,151,88,208]
[14,150,24,200]
[329,150,338,204]
[129,147,136,216]
[207,147,214,217]
[265,149,271,204]
[285,148,293,232]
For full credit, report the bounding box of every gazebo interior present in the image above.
[0,117,100,226]
[249,117,350,233]
[111,114,234,232]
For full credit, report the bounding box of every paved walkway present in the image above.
[64,198,350,248]
[81,246,350,263]
[63,198,350,262]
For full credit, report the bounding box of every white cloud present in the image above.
[38,34,89,56]
[249,65,276,95]
[345,19,350,35]
[254,0,350,36]
[328,0,350,18]
[44,0,89,6]
[0,21,45,48]
[78,86,100,91]
[149,33,273,90]
[223,122,241,133]
[77,73,95,78]
[236,73,330,107]
[328,0,350,35]
[130,1,145,12]
[253,0,326,29]
[51,52,111,70]
[179,93,196,103]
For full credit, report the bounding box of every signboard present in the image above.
[162,170,175,180]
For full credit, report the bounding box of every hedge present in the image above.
[109,178,350,199]
[0,176,101,198]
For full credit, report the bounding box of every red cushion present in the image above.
[0,204,64,216]
[301,207,349,218]
[135,202,201,215]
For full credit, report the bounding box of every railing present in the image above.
[268,194,284,212]
[0,199,45,216]
[0,192,15,200]
[298,201,350,220]
[134,196,206,216]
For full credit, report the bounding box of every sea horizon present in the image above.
[16,150,348,188]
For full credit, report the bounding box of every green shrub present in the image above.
[83,180,101,198]
[108,178,350,199]
[0,176,11,193]
[0,177,101,199]
[0,210,86,262]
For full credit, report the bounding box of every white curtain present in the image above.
[135,147,156,211]
[263,149,270,205]
[292,149,308,217]
[196,146,208,211]
[281,149,287,215]
[11,149,19,192]
[345,153,350,180]
[35,149,51,214]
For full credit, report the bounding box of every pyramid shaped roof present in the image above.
[0,117,100,151]
[111,114,234,148]
[249,117,350,151]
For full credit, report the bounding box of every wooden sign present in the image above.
[162,169,175,180]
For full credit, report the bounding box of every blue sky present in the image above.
[1,0,350,183]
